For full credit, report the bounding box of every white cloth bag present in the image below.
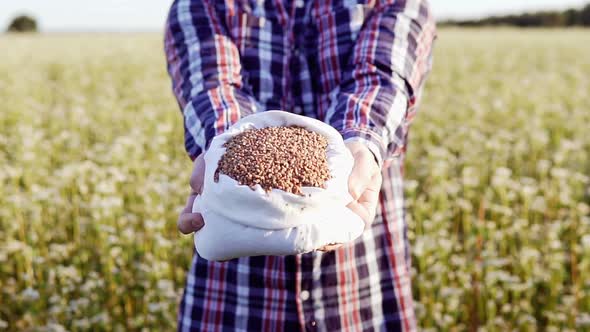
[193,111,365,261]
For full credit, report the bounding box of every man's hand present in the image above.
[179,144,381,245]
[319,142,382,252]
[177,154,206,234]
[345,141,382,230]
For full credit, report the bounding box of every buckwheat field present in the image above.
[1,29,589,331]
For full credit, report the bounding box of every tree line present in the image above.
[441,4,590,27]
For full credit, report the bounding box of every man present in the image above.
[165,0,436,330]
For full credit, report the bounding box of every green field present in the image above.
[1,29,589,331]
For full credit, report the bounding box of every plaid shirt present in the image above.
[164,0,436,331]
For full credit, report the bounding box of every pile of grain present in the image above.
[215,126,331,195]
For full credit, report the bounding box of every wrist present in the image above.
[344,139,381,168]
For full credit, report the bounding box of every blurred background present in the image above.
[1,0,590,31]
[1,1,589,331]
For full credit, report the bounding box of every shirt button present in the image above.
[300,290,310,301]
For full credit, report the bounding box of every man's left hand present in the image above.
[345,141,382,230]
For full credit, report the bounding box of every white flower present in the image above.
[43,323,68,332]
[491,167,512,187]
[577,313,590,327]
[21,287,40,301]
[550,167,569,179]
[531,196,547,212]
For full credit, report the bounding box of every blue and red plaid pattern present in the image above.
[165,0,436,330]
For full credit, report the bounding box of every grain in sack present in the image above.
[193,111,365,261]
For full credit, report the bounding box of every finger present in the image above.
[347,144,380,200]
[347,199,371,225]
[189,154,206,194]
[177,193,204,234]
[357,172,382,206]
[181,192,198,213]
[347,172,382,227]
[318,244,343,252]
[357,173,382,229]
[348,156,374,200]
[177,212,204,234]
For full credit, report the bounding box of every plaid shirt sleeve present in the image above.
[164,0,260,160]
[324,0,437,165]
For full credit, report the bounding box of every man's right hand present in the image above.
[177,153,206,234]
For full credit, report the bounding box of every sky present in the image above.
[1,0,588,32]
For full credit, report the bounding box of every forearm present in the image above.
[326,0,437,165]
[329,74,409,166]
[173,87,260,159]
[164,0,260,160]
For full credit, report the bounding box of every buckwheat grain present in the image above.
[215,126,331,195]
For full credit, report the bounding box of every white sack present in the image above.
[193,111,365,261]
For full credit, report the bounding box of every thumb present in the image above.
[348,158,370,200]
[189,154,206,194]
[347,145,376,199]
